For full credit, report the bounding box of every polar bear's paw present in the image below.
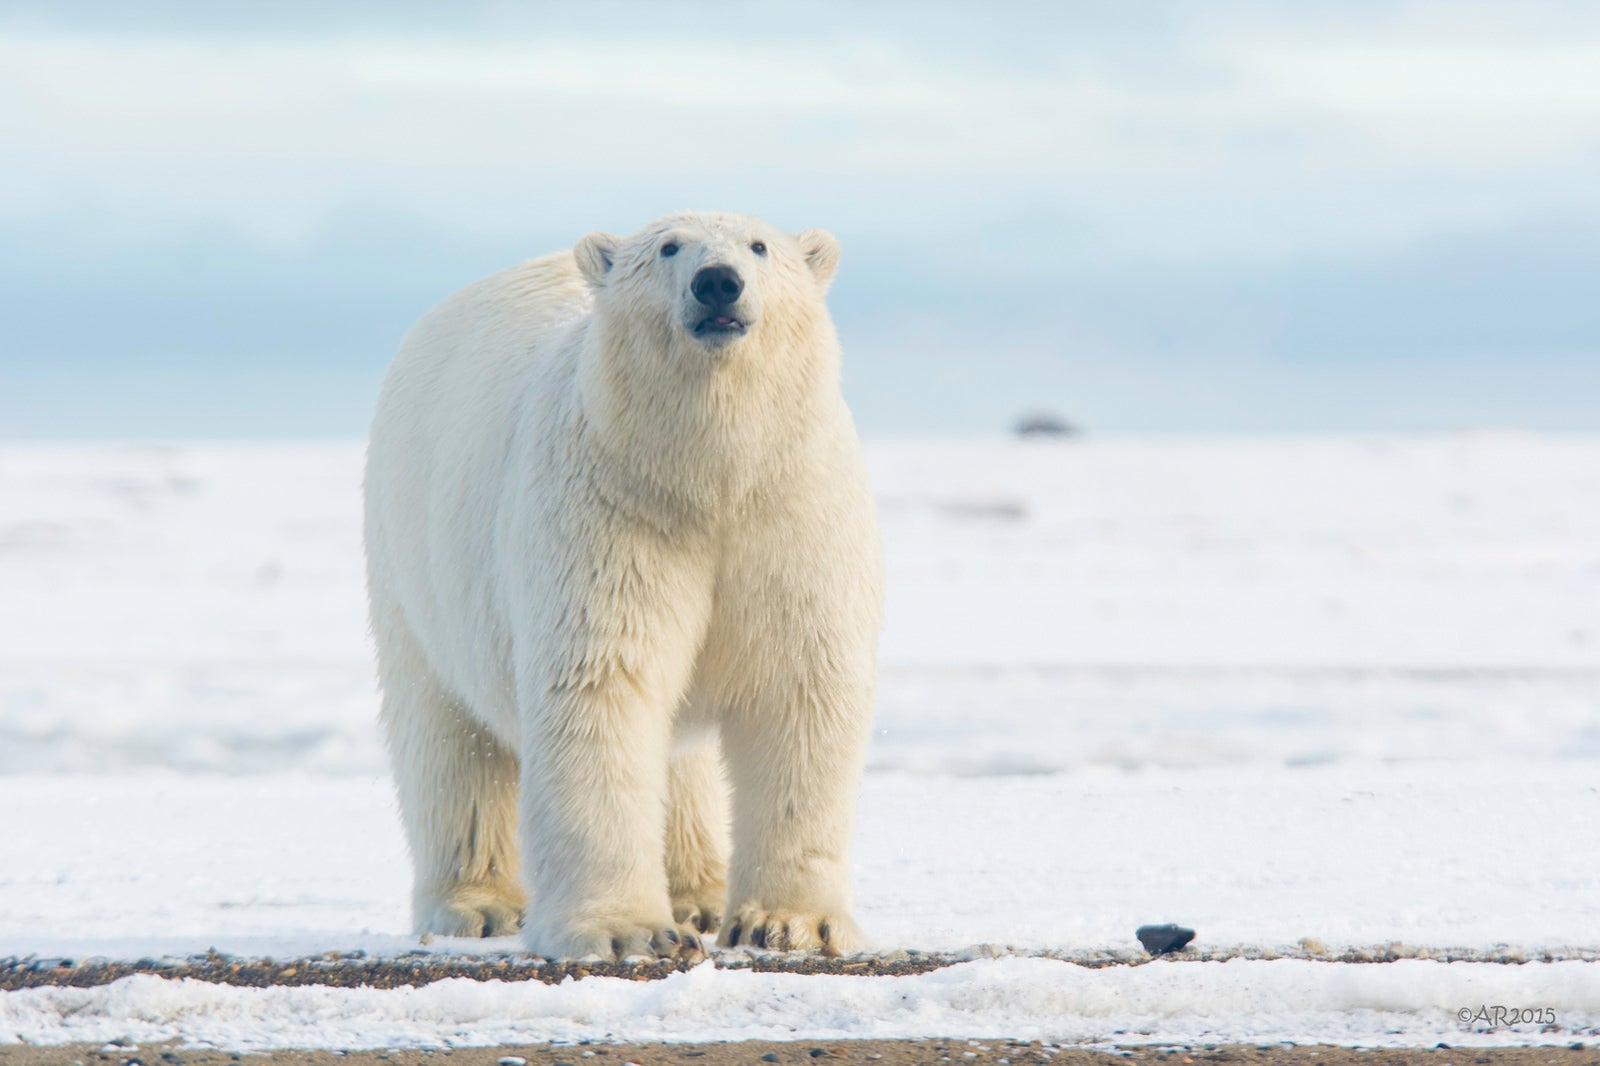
[539,918,711,962]
[720,906,863,956]
[671,883,725,936]
[418,883,526,938]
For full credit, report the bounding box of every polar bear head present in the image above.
[572,211,840,356]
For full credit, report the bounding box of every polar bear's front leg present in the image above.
[711,467,883,956]
[719,664,875,956]
[517,679,693,959]
[514,527,715,961]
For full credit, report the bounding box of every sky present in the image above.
[2,1,1598,436]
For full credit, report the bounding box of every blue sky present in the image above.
[2,1,1598,436]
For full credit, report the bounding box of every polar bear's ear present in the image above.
[574,232,621,287]
[798,229,841,286]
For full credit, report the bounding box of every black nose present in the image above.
[691,264,744,308]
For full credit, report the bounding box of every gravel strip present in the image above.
[6,944,1598,991]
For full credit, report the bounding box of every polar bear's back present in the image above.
[365,251,592,734]
[386,251,591,409]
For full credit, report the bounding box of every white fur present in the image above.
[364,211,882,959]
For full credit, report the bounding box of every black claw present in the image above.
[727,920,742,945]
[695,912,710,933]
[818,921,831,943]
[664,928,679,944]
[750,925,767,949]
[684,933,702,953]
[610,937,623,958]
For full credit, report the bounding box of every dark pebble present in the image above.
[1135,923,1196,955]
[761,1056,780,1063]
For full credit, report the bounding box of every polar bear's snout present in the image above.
[690,263,749,342]
[692,264,744,308]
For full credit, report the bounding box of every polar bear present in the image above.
[363,211,883,960]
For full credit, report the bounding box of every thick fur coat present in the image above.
[363,211,883,960]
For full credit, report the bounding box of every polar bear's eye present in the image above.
[660,242,679,258]
[750,241,767,256]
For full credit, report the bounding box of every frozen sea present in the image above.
[2,432,1599,1048]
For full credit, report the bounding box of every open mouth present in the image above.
[692,314,747,339]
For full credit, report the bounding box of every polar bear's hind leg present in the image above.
[377,623,525,938]
[665,740,729,936]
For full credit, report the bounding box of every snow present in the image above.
[2,433,1599,1047]
[6,958,1600,1050]
[3,765,1598,961]
[3,435,1598,777]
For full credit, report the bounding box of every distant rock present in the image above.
[1012,411,1079,438]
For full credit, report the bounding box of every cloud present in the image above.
[5,4,1598,244]
[2,1,1598,434]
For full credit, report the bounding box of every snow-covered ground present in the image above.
[2,433,1599,1047]
[6,760,1599,958]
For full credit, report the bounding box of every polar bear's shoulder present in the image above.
[378,251,593,440]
